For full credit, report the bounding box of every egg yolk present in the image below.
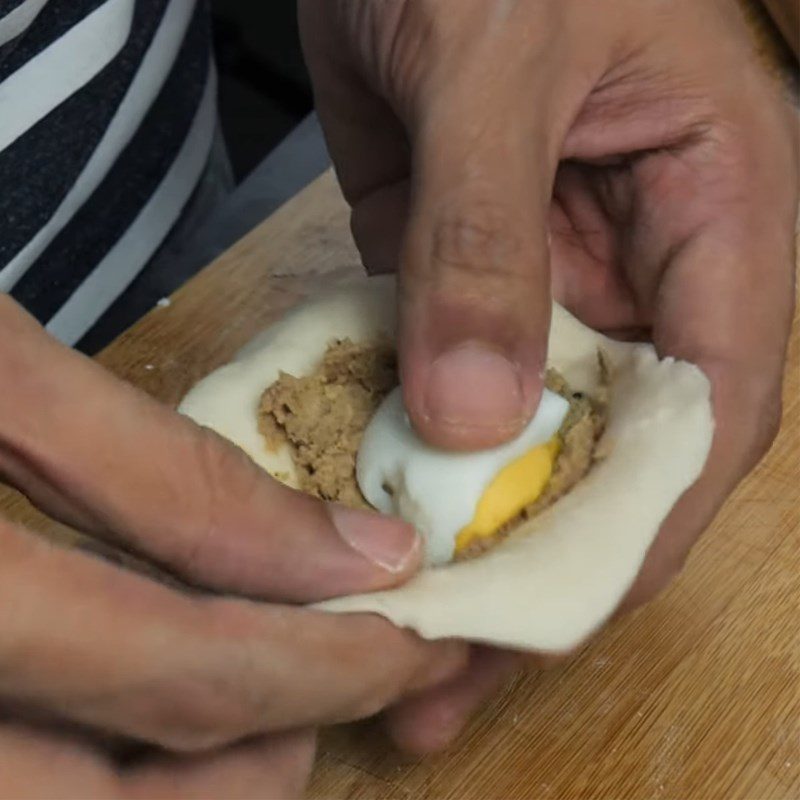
[454,436,561,555]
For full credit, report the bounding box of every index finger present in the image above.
[0,517,466,752]
[0,296,423,602]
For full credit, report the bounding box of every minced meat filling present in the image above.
[258,339,609,556]
[258,338,395,507]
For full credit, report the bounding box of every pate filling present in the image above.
[258,338,609,559]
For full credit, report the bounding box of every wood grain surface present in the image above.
[1,7,798,798]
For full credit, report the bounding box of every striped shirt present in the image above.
[0,0,215,347]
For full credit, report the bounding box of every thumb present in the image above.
[0,296,421,602]
[398,69,558,450]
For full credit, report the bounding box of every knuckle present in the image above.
[342,657,415,722]
[350,693,389,722]
[334,663,403,722]
[147,610,267,751]
[148,702,249,753]
[384,1,434,107]
[191,426,259,500]
[345,0,432,107]
[431,201,525,281]
[351,679,404,721]
[174,427,261,580]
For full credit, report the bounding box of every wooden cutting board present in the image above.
[1,168,797,800]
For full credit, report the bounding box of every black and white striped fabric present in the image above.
[0,0,215,346]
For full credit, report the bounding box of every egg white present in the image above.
[356,387,570,565]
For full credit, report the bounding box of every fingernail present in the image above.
[330,504,421,573]
[425,342,525,431]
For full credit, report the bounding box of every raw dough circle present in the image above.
[179,276,713,652]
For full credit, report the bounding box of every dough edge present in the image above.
[179,276,714,653]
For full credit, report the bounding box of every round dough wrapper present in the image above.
[179,276,714,653]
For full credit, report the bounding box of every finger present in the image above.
[385,647,523,755]
[385,635,597,757]
[0,723,315,800]
[548,161,647,331]
[298,0,410,205]
[619,86,797,609]
[306,1,588,449]
[126,730,316,800]
[398,56,561,451]
[0,517,466,750]
[0,295,421,602]
[351,180,410,276]
[298,0,411,276]
[0,723,120,799]
[618,340,790,613]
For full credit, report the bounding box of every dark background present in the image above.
[211,0,313,181]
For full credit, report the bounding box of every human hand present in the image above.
[300,0,798,751]
[0,725,315,800]
[0,296,467,791]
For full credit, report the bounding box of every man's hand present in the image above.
[0,296,467,792]
[300,0,798,752]
[0,726,316,800]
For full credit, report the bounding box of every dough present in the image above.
[179,276,714,653]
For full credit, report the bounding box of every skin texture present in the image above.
[0,297,468,794]
[299,0,798,754]
[0,0,796,791]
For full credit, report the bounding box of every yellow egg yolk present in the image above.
[454,436,561,555]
